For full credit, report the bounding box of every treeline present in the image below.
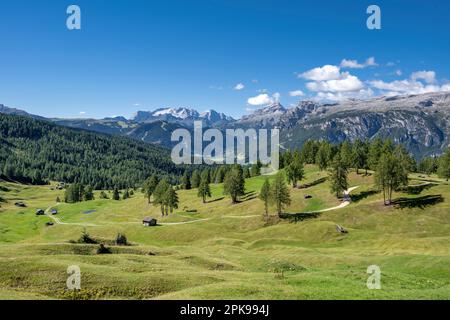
[0,114,183,189]
[280,139,449,179]
[280,139,450,206]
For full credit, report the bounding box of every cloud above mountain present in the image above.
[247,93,274,106]
[370,71,449,96]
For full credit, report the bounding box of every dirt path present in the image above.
[43,187,359,228]
[304,186,359,214]
[45,204,100,227]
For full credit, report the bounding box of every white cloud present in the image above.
[315,88,374,101]
[289,90,305,97]
[247,93,274,106]
[369,70,447,95]
[79,111,86,115]
[365,57,378,67]
[340,57,378,69]
[234,83,245,90]
[299,65,341,81]
[411,70,436,84]
[307,73,364,92]
[395,70,402,76]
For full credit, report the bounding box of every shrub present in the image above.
[97,244,112,254]
[115,233,128,246]
[78,229,97,244]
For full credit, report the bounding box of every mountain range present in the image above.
[1,91,450,159]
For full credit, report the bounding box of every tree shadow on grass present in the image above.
[401,184,436,195]
[279,212,321,223]
[297,177,327,189]
[206,197,225,203]
[392,195,444,209]
[350,189,380,202]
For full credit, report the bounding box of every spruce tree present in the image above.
[181,171,191,190]
[223,166,245,204]
[164,186,179,216]
[143,175,159,203]
[197,176,212,203]
[271,172,291,216]
[285,153,305,188]
[328,154,349,198]
[112,188,120,201]
[153,179,170,215]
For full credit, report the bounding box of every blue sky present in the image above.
[0,0,449,119]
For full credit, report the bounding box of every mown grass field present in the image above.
[0,165,449,300]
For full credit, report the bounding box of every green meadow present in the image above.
[0,165,449,300]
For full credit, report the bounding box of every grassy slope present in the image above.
[0,165,449,300]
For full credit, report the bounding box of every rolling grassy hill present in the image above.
[0,166,449,300]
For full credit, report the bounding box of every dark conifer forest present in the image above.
[0,114,183,189]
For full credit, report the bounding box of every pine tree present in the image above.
[122,189,130,200]
[316,142,332,171]
[259,178,271,219]
[181,171,191,190]
[112,188,120,201]
[153,179,170,215]
[223,166,245,204]
[143,175,159,203]
[340,141,354,170]
[271,172,291,216]
[328,154,348,198]
[285,153,305,188]
[83,185,95,201]
[375,151,408,205]
[164,186,179,216]
[352,139,368,175]
[201,169,211,184]
[197,176,212,203]
[191,170,201,188]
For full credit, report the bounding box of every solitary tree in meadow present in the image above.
[375,152,408,205]
[271,172,291,216]
[259,178,271,219]
[153,178,170,215]
[164,186,179,215]
[223,165,245,204]
[285,153,305,188]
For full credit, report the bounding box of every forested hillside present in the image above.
[0,114,182,189]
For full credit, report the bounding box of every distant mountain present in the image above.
[132,107,234,127]
[1,92,450,158]
[0,104,45,120]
